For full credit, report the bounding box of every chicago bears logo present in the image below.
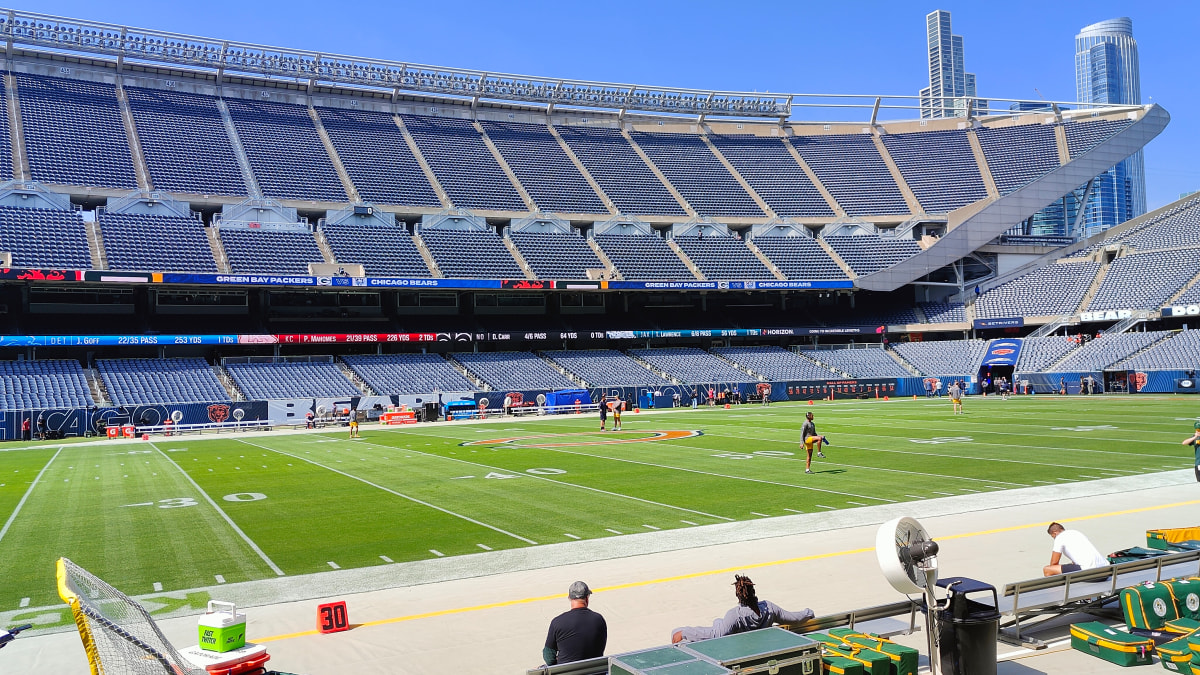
[207,404,231,423]
[1132,372,1148,392]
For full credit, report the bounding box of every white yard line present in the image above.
[606,528,622,534]
[150,442,285,576]
[344,437,734,522]
[380,556,393,563]
[564,533,581,540]
[0,446,62,545]
[153,582,163,592]
[430,550,444,557]
[327,561,341,569]
[235,439,540,545]
[215,575,226,584]
[540,444,896,503]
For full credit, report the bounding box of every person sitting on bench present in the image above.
[671,575,813,643]
[1044,522,1107,576]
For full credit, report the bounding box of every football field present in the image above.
[1,395,1196,611]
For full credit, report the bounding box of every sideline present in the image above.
[256,496,1200,643]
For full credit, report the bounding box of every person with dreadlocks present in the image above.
[670,575,813,643]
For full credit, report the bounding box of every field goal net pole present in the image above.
[56,557,207,675]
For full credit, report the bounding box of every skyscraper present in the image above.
[1075,17,1146,233]
[919,10,984,118]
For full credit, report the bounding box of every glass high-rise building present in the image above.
[919,10,985,118]
[1075,17,1146,234]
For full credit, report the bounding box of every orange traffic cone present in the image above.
[884,396,889,401]
[724,403,731,409]
[634,407,640,413]
[808,399,814,405]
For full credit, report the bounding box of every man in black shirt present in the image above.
[543,581,607,666]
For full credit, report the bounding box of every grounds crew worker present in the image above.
[543,581,606,666]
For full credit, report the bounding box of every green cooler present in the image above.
[609,646,730,675]
[1165,579,1200,620]
[820,649,865,675]
[679,627,821,675]
[1069,622,1154,667]
[1155,635,1193,672]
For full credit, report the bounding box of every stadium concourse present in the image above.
[2,402,1199,675]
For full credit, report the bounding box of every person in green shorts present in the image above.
[1183,421,1200,482]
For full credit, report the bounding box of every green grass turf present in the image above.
[1,395,1197,609]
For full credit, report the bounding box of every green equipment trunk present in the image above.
[1164,579,1200,621]
[609,646,731,675]
[679,627,821,675]
[806,634,890,675]
[820,650,865,675]
[827,629,918,675]
[1069,622,1154,667]
[1122,583,1181,630]
[1155,635,1192,672]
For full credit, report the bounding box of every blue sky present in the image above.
[23,0,1200,210]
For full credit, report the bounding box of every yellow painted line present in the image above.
[256,497,1200,644]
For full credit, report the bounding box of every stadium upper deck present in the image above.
[0,9,1168,292]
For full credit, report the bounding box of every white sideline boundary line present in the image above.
[344,437,734,523]
[235,439,540,545]
[150,442,285,576]
[0,446,62,544]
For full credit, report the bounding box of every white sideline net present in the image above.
[56,557,206,675]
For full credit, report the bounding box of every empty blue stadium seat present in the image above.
[320,221,432,277]
[509,231,602,279]
[421,229,523,278]
[1050,331,1172,372]
[798,347,910,378]
[452,352,576,390]
[1064,118,1134,159]
[16,73,137,189]
[628,348,753,385]
[976,123,1059,194]
[1118,330,1200,370]
[400,115,526,212]
[224,97,347,202]
[555,126,686,216]
[0,359,94,410]
[593,233,692,281]
[0,205,91,268]
[711,346,832,381]
[824,235,921,275]
[97,358,228,405]
[219,227,325,274]
[881,130,987,213]
[125,86,246,196]
[708,134,833,218]
[890,340,987,376]
[99,212,217,272]
[751,236,847,280]
[542,350,667,387]
[341,354,477,394]
[316,107,442,208]
[974,262,1100,318]
[225,361,360,399]
[479,120,608,214]
[1088,248,1200,311]
[629,131,764,218]
[790,134,908,216]
[673,235,772,280]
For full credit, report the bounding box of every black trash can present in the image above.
[934,576,1000,675]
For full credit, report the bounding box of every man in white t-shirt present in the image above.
[1043,522,1108,576]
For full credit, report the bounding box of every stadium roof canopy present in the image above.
[0,7,1138,122]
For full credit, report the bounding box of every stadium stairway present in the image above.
[307,106,361,203]
[410,232,444,278]
[113,80,153,192]
[585,239,622,280]
[545,125,618,216]
[699,134,778,219]
[214,363,247,401]
[707,350,761,380]
[665,238,706,280]
[625,351,683,385]
[442,354,489,390]
[393,115,453,209]
[1165,263,1200,304]
[817,238,857,279]
[85,367,111,406]
[886,349,923,376]
[205,226,232,273]
[5,73,31,181]
[742,238,788,281]
[501,237,538,280]
[334,359,378,396]
[780,139,846,217]
[870,134,923,214]
[534,351,587,387]
[214,98,264,198]
[84,220,108,270]
[619,129,697,217]
[473,121,538,212]
[965,129,1001,198]
[312,228,338,265]
[1074,256,1114,314]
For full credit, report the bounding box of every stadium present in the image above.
[0,6,1198,675]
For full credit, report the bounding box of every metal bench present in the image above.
[999,548,1200,646]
